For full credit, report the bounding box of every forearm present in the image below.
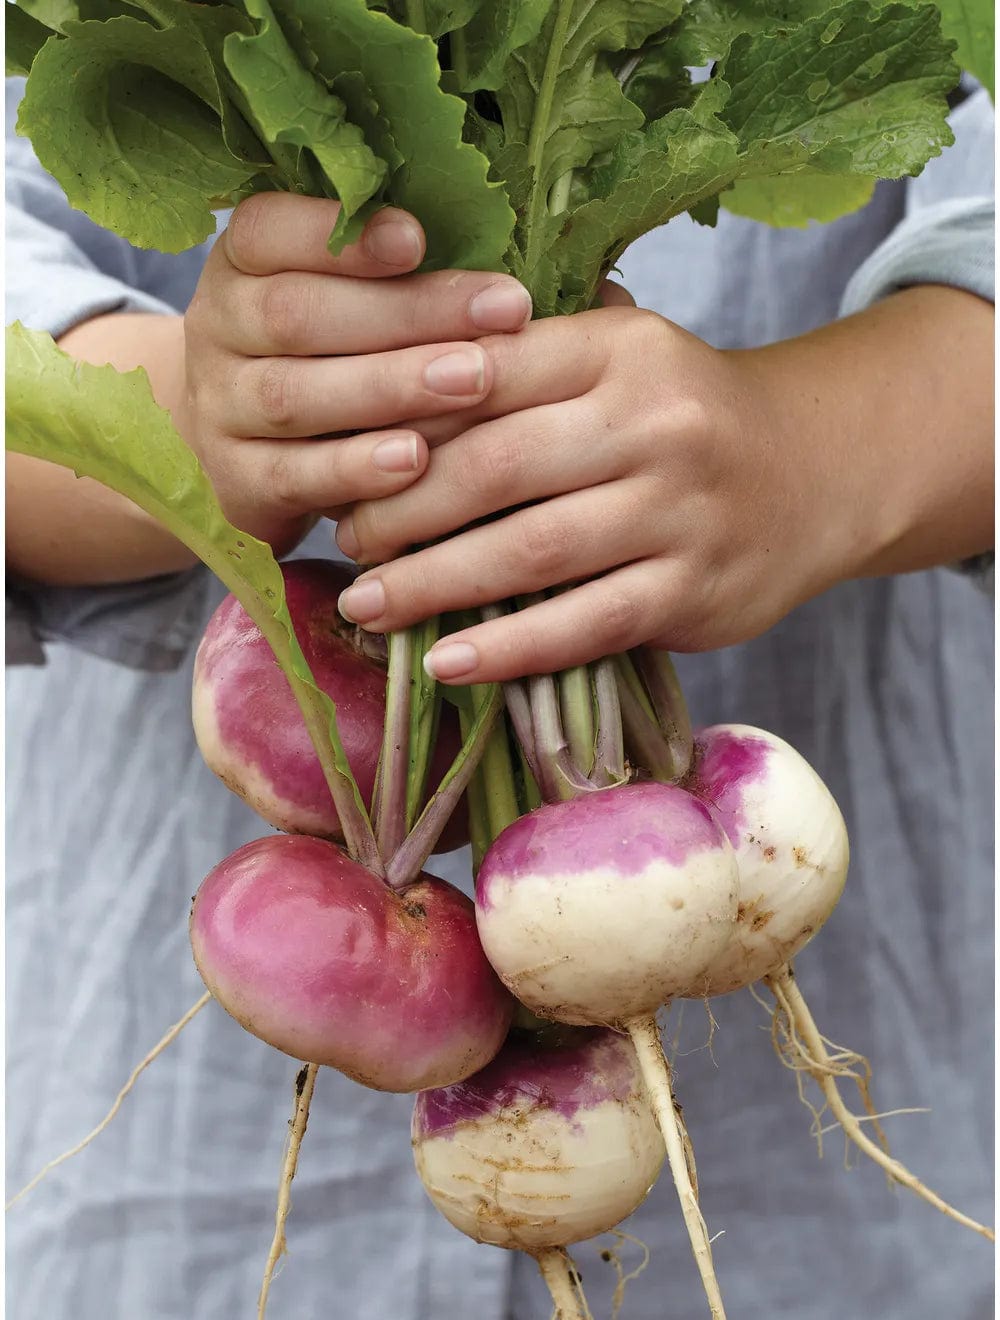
[6,313,198,586]
[738,284,994,585]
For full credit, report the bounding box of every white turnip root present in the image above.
[687,724,993,1242]
[683,724,849,996]
[192,559,466,851]
[412,1025,664,1318]
[190,834,513,1092]
[475,781,739,1025]
[475,781,737,1317]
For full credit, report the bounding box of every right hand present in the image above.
[179,193,533,553]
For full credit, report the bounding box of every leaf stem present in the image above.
[374,629,413,861]
[404,0,427,34]
[386,686,504,887]
[522,0,575,271]
[592,658,625,785]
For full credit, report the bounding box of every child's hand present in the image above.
[180,193,532,552]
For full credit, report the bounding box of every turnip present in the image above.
[684,724,850,997]
[193,559,466,852]
[412,1025,665,1319]
[190,834,514,1092]
[476,780,739,1318]
[686,723,994,1242]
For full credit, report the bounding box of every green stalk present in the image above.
[450,26,469,85]
[387,686,504,887]
[521,0,575,276]
[404,0,427,34]
[558,665,596,776]
[373,629,413,861]
[613,655,679,784]
[478,696,522,841]
[406,616,442,829]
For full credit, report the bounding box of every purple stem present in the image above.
[480,603,543,785]
[613,656,679,782]
[528,673,596,802]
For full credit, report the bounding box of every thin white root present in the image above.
[765,965,994,1243]
[257,1063,319,1320]
[626,1015,727,1319]
[535,1248,591,1320]
[603,1229,651,1320]
[6,990,212,1211]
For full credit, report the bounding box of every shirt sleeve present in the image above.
[6,76,213,670]
[838,85,994,591]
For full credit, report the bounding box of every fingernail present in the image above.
[423,347,486,397]
[338,577,386,624]
[335,515,360,560]
[469,282,532,331]
[364,219,423,268]
[372,433,420,473]
[423,641,479,680]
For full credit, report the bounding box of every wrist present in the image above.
[729,286,994,591]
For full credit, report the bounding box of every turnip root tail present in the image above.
[626,1016,727,1319]
[765,965,995,1243]
[6,990,211,1211]
[535,1247,592,1320]
[257,1063,319,1319]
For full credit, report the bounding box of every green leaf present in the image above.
[936,0,993,97]
[224,0,387,228]
[452,0,550,91]
[6,4,57,73]
[670,0,833,66]
[619,35,696,120]
[270,0,514,270]
[17,14,261,250]
[549,104,740,313]
[16,0,79,32]
[721,170,877,226]
[718,3,959,179]
[5,322,379,866]
[376,0,481,40]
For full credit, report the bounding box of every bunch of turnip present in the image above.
[8,0,995,1314]
[183,556,992,1320]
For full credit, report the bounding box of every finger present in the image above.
[215,268,532,358]
[335,482,659,629]
[230,340,493,438]
[596,278,636,309]
[224,194,425,278]
[410,306,633,446]
[337,397,630,562]
[237,428,429,516]
[419,561,673,683]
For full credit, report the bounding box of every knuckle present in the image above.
[225,195,272,271]
[593,582,645,652]
[514,516,570,580]
[253,358,299,432]
[263,448,301,513]
[257,276,310,353]
[349,500,389,558]
[455,430,523,498]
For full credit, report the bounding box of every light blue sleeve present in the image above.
[838,86,994,589]
[5,77,214,670]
